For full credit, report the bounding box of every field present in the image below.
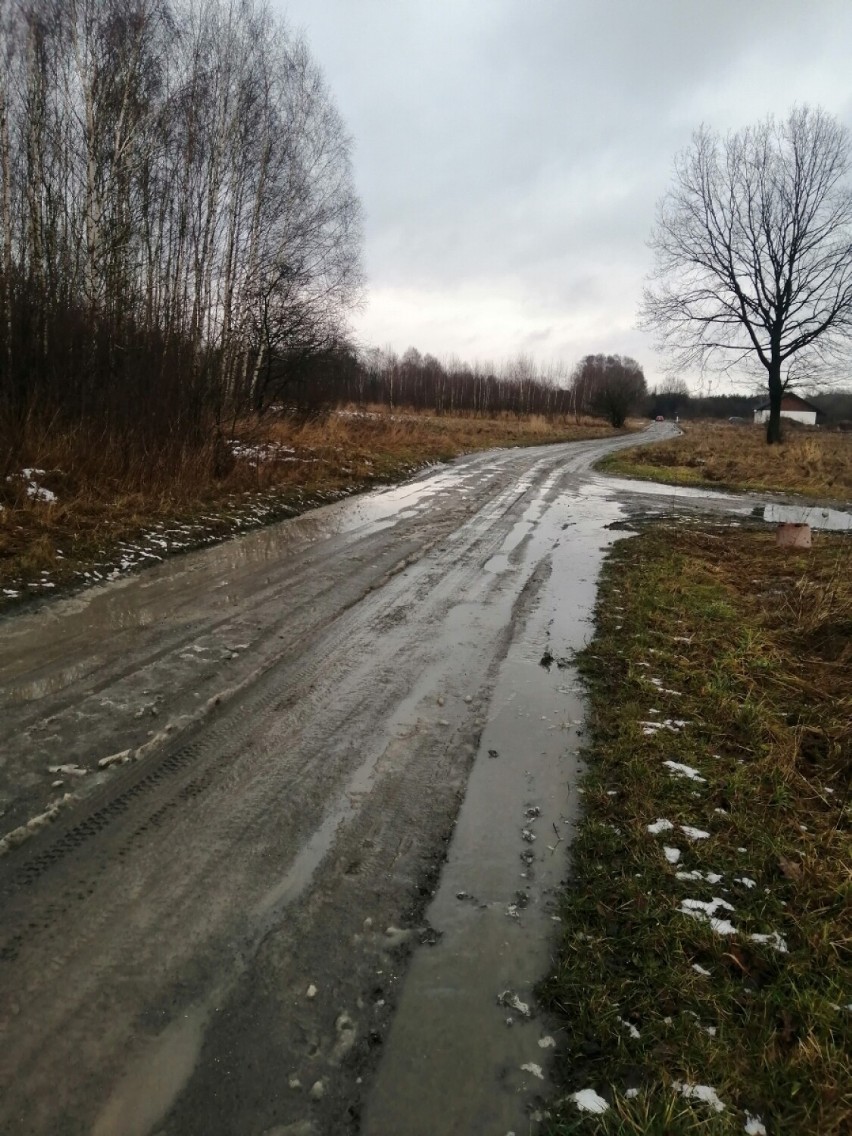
[542,522,851,1134]
[0,408,623,605]
[600,421,852,501]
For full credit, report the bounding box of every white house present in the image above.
[753,393,820,426]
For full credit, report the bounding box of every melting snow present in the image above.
[679,897,738,936]
[663,845,681,864]
[680,825,710,840]
[643,717,689,734]
[649,677,683,695]
[692,963,712,976]
[570,1089,609,1114]
[676,869,723,884]
[736,877,757,889]
[749,931,788,954]
[681,897,735,917]
[520,1062,544,1080]
[648,818,674,835]
[663,761,706,783]
[618,1017,640,1039]
[744,1113,767,1135]
[673,1081,726,1112]
[497,991,531,1018]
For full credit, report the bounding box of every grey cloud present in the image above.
[279,0,852,383]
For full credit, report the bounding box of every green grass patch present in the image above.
[541,524,851,1134]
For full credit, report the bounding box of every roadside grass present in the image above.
[0,407,623,604]
[599,421,852,501]
[541,522,851,1135]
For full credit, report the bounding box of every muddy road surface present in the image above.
[0,422,742,1136]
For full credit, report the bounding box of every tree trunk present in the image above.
[766,357,783,444]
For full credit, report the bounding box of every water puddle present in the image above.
[761,503,852,531]
[590,474,742,502]
[363,490,624,1134]
[92,1003,210,1136]
[0,466,489,702]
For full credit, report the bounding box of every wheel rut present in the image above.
[0,427,680,1136]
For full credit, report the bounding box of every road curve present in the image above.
[0,424,689,1135]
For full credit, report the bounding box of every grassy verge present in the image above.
[541,522,851,1134]
[599,421,852,501]
[0,408,624,606]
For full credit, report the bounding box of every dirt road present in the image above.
[1,422,736,1136]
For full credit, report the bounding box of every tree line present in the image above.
[647,380,852,427]
[0,0,362,466]
[284,347,648,427]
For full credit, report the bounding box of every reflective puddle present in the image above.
[761,503,852,531]
[363,488,624,1135]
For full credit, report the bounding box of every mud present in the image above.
[362,487,620,1135]
[0,421,802,1136]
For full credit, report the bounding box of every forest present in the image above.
[0,0,362,471]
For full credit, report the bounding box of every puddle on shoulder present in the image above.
[760,503,852,532]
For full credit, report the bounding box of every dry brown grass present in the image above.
[0,405,623,603]
[601,420,852,500]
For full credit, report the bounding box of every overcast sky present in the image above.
[275,0,852,390]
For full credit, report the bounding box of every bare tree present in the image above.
[640,106,852,443]
[0,0,363,451]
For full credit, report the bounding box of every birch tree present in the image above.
[0,0,363,441]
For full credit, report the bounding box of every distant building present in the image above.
[753,393,820,426]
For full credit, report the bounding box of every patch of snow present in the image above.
[47,764,88,778]
[520,1062,544,1080]
[97,748,132,769]
[672,1081,726,1112]
[749,931,788,953]
[681,896,735,916]
[0,792,76,856]
[679,897,738,935]
[570,1089,609,1115]
[625,1087,640,1099]
[538,1035,556,1049]
[692,963,712,976]
[663,845,681,864]
[736,877,757,889]
[676,869,723,884]
[648,818,674,835]
[663,761,706,782]
[744,1113,767,1134]
[618,1017,640,1039]
[680,824,710,840]
[650,677,683,695]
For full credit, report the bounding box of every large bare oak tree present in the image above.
[640,106,852,443]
